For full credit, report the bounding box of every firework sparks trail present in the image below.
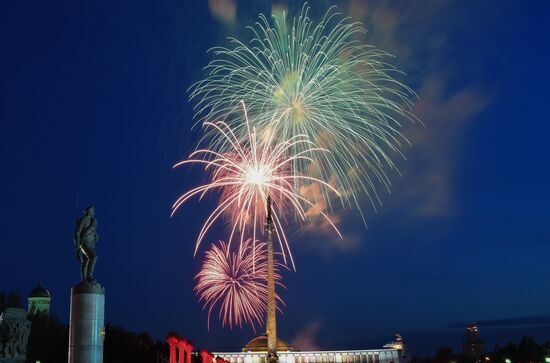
[190,4,418,223]
[195,239,284,330]
[172,101,341,269]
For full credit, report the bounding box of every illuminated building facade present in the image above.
[463,322,484,362]
[168,333,407,363]
[214,347,402,363]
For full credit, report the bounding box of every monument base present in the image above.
[68,281,105,363]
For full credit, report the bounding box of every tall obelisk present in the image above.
[265,196,278,363]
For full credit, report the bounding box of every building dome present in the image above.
[28,283,51,315]
[29,283,51,299]
[242,334,293,352]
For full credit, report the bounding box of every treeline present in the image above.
[104,324,168,363]
[0,291,24,311]
[0,291,168,363]
[491,337,550,363]
[412,337,550,363]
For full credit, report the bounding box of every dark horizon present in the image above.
[1,0,549,358]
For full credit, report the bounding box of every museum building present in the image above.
[213,334,406,363]
[168,333,408,363]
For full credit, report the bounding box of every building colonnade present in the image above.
[214,349,400,363]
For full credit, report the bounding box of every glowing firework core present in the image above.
[245,165,269,186]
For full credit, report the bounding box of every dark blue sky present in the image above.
[1,0,549,357]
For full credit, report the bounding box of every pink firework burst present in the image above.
[195,239,284,330]
[172,101,341,269]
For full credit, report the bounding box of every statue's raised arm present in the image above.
[73,206,99,282]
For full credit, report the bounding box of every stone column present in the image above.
[201,349,214,363]
[186,342,194,363]
[200,349,214,363]
[68,281,105,363]
[167,335,179,363]
[177,340,187,363]
[178,339,193,363]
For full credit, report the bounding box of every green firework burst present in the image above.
[190,4,418,222]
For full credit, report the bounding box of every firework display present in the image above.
[190,5,416,219]
[195,239,284,330]
[174,3,417,330]
[172,102,341,269]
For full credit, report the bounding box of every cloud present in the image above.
[208,0,237,25]
[387,75,492,217]
[342,0,493,219]
[291,320,323,351]
[298,212,363,253]
[299,182,330,219]
[296,180,361,253]
[296,1,494,249]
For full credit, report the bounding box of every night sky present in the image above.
[1,0,550,357]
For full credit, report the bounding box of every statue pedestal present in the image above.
[68,281,105,363]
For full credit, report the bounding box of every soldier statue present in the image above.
[73,206,99,282]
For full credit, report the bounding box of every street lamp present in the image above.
[544,357,549,363]
[505,359,511,363]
